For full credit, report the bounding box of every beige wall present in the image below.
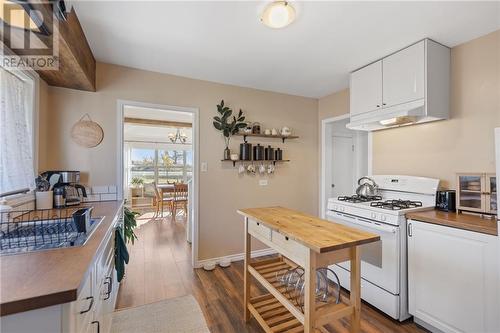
[373,30,500,189]
[318,88,349,121]
[40,62,318,260]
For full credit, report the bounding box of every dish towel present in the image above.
[114,227,129,282]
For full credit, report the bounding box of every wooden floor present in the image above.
[116,213,427,333]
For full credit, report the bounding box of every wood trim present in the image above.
[124,117,192,128]
[349,246,361,333]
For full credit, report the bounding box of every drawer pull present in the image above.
[91,320,100,333]
[80,296,94,314]
[285,236,289,241]
[103,277,112,300]
[256,222,260,226]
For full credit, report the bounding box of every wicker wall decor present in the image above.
[70,113,104,148]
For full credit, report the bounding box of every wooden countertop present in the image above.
[0,201,123,316]
[238,206,380,253]
[406,209,498,236]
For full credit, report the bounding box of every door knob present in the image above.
[331,184,335,188]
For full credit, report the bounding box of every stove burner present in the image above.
[338,195,382,203]
[370,199,423,210]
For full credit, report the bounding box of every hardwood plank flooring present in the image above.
[116,214,427,333]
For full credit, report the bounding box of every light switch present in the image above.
[259,179,268,186]
[201,162,208,172]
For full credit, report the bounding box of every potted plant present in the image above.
[213,100,247,160]
[130,177,144,197]
[123,207,139,244]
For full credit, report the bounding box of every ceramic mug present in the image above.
[264,129,271,135]
[238,164,245,174]
[230,153,239,161]
[281,126,291,136]
[259,164,266,174]
[271,128,278,136]
[247,164,256,174]
[267,164,275,174]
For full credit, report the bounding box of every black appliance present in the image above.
[265,146,274,161]
[435,190,456,212]
[253,144,264,161]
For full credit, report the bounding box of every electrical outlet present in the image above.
[259,179,268,186]
[201,162,208,172]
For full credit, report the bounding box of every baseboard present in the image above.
[194,248,277,268]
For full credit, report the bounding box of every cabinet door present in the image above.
[408,220,499,333]
[457,174,485,212]
[382,41,425,107]
[486,174,497,214]
[350,60,383,115]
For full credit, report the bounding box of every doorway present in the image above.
[117,100,199,266]
[320,115,369,218]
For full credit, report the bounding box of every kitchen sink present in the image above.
[0,216,105,255]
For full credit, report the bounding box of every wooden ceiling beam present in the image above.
[124,117,192,128]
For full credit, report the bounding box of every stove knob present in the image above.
[333,205,338,210]
[381,215,387,222]
[371,212,377,219]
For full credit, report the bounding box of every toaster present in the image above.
[435,190,456,212]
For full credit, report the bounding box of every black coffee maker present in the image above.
[43,171,87,207]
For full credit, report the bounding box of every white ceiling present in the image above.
[72,1,500,98]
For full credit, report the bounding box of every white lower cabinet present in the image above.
[1,223,119,333]
[407,220,500,333]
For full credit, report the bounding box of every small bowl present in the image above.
[203,262,216,271]
[219,258,231,268]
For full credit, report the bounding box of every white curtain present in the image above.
[0,68,35,194]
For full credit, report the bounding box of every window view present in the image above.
[129,148,192,185]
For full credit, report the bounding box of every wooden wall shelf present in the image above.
[221,160,290,167]
[235,133,299,143]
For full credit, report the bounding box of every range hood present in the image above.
[346,99,447,131]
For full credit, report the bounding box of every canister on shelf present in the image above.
[240,142,252,161]
[253,144,264,161]
[275,148,283,160]
[265,146,275,161]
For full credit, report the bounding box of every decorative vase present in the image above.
[224,147,231,160]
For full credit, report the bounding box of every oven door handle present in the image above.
[326,211,397,234]
[354,217,398,234]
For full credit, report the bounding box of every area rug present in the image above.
[111,295,210,333]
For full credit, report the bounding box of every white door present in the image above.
[408,220,500,333]
[330,135,354,197]
[383,41,425,108]
[350,60,383,115]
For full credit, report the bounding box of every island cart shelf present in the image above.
[238,206,380,333]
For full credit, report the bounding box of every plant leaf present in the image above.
[221,100,224,107]
[213,121,222,130]
[223,129,230,137]
[213,116,221,122]
[238,109,243,118]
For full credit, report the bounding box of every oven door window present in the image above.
[329,213,400,294]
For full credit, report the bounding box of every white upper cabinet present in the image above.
[350,60,383,115]
[348,39,450,131]
[382,41,425,108]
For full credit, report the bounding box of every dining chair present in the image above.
[152,182,173,218]
[172,183,188,219]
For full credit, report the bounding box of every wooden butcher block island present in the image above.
[237,207,380,333]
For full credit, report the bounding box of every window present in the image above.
[126,146,192,186]
[0,66,37,196]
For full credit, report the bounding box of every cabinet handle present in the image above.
[285,236,289,241]
[104,277,112,300]
[407,223,412,237]
[383,103,386,106]
[376,105,380,108]
[80,296,94,314]
[91,320,100,333]
[256,222,260,226]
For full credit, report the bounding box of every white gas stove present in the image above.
[326,175,439,321]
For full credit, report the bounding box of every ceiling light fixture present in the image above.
[261,1,296,29]
[168,128,188,144]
